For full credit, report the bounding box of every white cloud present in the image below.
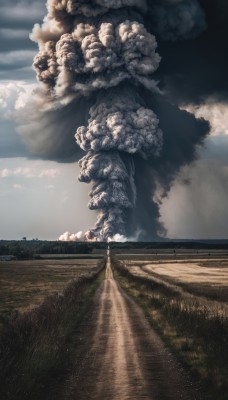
[0,50,36,67]
[13,183,24,190]
[182,101,228,136]
[0,157,96,240]
[39,169,59,178]
[0,167,60,179]
[0,81,36,118]
[0,81,38,158]
[47,184,55,192]
[0,169,11,178]
[60,191,70,204]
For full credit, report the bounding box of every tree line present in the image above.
[0,240,106,260]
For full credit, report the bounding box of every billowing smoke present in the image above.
[75,89,162,239]
[32,17,161,98]
[59,231,83,241]
[30,0,209,241]
[148,0,207,41]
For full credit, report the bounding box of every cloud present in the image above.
[0,167,60,179]
[152,1,228,104]
[62,190,70,202]
[0,1,46,80]
[0,28,35,52]
[47,184,55,191]
[0,81,36,114]
[0,0,46,29]
[1,0,227,241]
[148,0,206,41]
[0,28,28,39]
[182,101,228,136]
[159,135,228,239]
[0,81,37,158]
[13,183,24,190]
[0,157,96,240]
[0,50,36,69]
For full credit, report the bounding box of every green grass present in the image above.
[112,257,228,400]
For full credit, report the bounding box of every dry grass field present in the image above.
[0,257,105,400]
[0,246,227,400]
[0,258,101,321]
[113,250,228,400]
[124,250,228,303]
[143,262,228,284]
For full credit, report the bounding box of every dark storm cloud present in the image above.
[0,0,46,29]
[17,95,89,162]
[0,1,47,159]
[147,0,207,42]
[150,0,228,104]
[159,135,228,239]
[131,93,209,239]
[0,0,46,79]
[0,29,36,52]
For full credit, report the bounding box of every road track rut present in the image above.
[64,252,199,400]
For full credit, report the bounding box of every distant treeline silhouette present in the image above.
[0,240,107,259]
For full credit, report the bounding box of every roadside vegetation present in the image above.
[0,259,100,322]
[0,260,105,400]
[113,257,228,400]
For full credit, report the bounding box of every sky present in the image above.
[0,0,228,240]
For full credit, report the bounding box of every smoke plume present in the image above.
[59,231,83,241]
[148,0,207,41]
[31,0,209,241]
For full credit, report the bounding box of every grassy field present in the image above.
[1,246,227,399]
[121,249,228,303]
[113,252,228,400]
[0,258,101,322]
[0,258,105,400]
[38,253,105,258]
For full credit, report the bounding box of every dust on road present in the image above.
[64,249,198,400]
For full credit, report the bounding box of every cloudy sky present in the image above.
[0,0,228,240]
[0,0,96,240]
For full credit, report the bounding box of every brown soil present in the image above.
[61,254,199,400]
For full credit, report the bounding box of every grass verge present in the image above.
[112,257,228,400]
[0,261,105,400]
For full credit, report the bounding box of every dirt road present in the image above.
[64,251,198,400]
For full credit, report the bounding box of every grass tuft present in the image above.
[0,261,105,400]
[112,257,228,400]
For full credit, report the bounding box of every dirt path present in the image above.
[63,250,199,400]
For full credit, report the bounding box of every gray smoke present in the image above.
[32,17,161,98]
[47,0,147,20]
[75,89,162,239]
[30,0,208,240]
[148,0,207,41]
[76,92,162,157]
